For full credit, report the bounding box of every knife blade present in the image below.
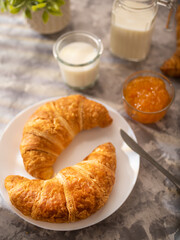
[120,129,180,193]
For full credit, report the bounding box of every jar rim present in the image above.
[53,31,103,67]
[120,0,157,10]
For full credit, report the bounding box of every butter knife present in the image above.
[120,129,180,193]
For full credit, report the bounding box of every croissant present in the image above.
[160,5,180,77]
[20,95,113,180]
[5,143,116,223]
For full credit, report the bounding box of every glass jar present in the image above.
[110,0,175,62]
[53,31,103,90]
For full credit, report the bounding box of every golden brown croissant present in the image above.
[5,143,116,223]
[20,95,113,180]
[160,5,180,77]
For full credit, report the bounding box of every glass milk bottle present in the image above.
[110,0,175,62]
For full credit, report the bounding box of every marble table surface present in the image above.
[0,0,179,239]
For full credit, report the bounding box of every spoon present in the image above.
[120,129,180,193]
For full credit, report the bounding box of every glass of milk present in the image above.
[110,0,175,62]
[53,31,103,90]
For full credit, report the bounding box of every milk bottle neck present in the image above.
[119,0,176,9]
[119,0,156,10]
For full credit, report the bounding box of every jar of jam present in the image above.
[122,70,175,124]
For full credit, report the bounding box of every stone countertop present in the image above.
[0,1,179,239]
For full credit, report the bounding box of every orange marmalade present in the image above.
[123,76,171,123]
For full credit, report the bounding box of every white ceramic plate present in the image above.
[0,97,140,231]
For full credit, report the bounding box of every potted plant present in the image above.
[0,0,71,34]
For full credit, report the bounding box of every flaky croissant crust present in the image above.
[5,143,116,223]
[20,95,113,180]
[160,5,180,77]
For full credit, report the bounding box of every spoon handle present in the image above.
[120,129,180,193]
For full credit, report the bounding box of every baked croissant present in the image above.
[160,5,180,77]
[20,95,113,180]
[5,143,116,223]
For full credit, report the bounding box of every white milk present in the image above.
[110,2,157,61]
[58,42,99,88]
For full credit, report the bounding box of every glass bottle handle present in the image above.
[157,0,176,8]
[157,0,177,30]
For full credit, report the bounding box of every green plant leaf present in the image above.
[42,10,49,23]
[10,0,16,4]
[31,2,47,11]
[11,0,26,8]
[24,8,31,19]
[48,2,60,12]
[47,8,62,16]
[0,0,66,22]
[55,0,65,7]
[0,0,6,12]
[9,5,21,14]
[0,0,9,11]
